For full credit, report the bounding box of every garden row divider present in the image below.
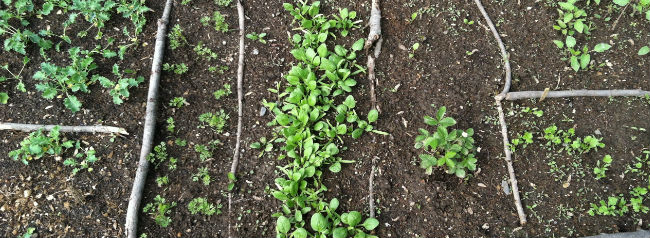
[228,0,245,237]
[366,0,382,219]
[0,123,128,135]
[124,0,173,237]
[475,0,650,229]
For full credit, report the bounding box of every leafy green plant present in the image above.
[198,110,229,133]
[168,24,188,50]
[331,8,360,37]
[0,0,54,55]
[188,197,221,215]
[97,64,144,104]
[201,11,228,32]
[521,107,543,117]
[415,106,477,178]
[166,117,175,133]
[70,0,119,39]
[18,227,36,238]
[33,47,100,112]
[156,176,169,187]
[181,0,191,5]
[62,145,98,176]
[510,132,533,152]
[246,32,267,44]
[213,84,232,100]
[1,56,30,104]
[116,0,152,39]
[192,167,211,186]
[163,63,188,74]
[194,142,218,162]
[143,195,176,227]
[174,138,187,147]
[588,195,628,216]
[193,41,219,61]
[8,126,74,165]
[250,136,275,157]
[542,125,604,154]
[146,142,169,168]
[169,97,188,108]
[215,0,231,6]
[593,154,612,180]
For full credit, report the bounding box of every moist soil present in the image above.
[1,0,649,237]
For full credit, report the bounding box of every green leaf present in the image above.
[292,228,308,238]
[333,227,348,238]
[352,128,363,139]
[318,33,328,42]
[565,36,576,48]
[553,40,564,49]
[362,218,379,230]
[570,56,580,72]
[329,162,341,173]
[436,106,446,120]
[0,92,7,104]
[368,109,379,123]
[317,43,328,58]
[438,117,457,127]
[580,53,590,69]
[276,216,291,234]
[352,38,365,51]
[345,211,362,226]
[330,198,339,210]
[310,213,329,232]
[64,95,82,113]
[638,46,650,56]
[593,43,611,53]
[613,0,630,6]
[574,20,584,33]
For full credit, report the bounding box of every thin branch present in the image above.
[364,0,381,50]
[474,0,511,99]
[228,0,245,238]
[125,0,173,237]
[506,89,650,100]
[611,3,630,31]
[369,156,378,218]
[474,0,526,225]
[495,99,527,225]
[0,123,128,135]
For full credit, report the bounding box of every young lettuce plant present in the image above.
[415,106,478,178]
[8,126,74,165]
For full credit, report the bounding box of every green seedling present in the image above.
[97,64,144,104]
[639,46,650,56]
[415,106,478,178]
[146,142,169,168]
[116,0,152,39]
[213,84,232,100]
[246,32,267,44]
[166,117,175,133]
[409,43,420,58]
[188,197,221,215]
[194,42,219,61]
[163,63,188,74]
[62,144,98,176]
[194,140,220,162]
[169,97,188,108]
[168,24,188,50]
[174,138,187,147]
[215,0,231,6]
[192,167,211,186]
[593,155,612,179]
[543,125,604,154]
[588,195,628,216]
[181,0,191,5]
[250,136,275,157]
[208,65,229,74]
[143,195,176,227]
[510,132,533,152]
[8,126,74,165]
[521,107,543,117]
[156,176,169,187]
[198,110,229,133]
[201,11,228,32]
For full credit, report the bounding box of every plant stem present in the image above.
[124,0,173,237]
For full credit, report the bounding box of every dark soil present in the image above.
[1,0,649,237]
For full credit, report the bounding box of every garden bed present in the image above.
[1,0,649,237]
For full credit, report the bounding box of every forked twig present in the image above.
[473,0,527,225]
[125,0,173,237]
[0,123,128,135]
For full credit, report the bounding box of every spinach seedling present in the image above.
[246,32,268,44]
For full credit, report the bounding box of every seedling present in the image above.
[213,84,232,100]
[194,42,219,61]
[146,142,169,168]
[588,195,628,216]
[194,140,220,162]
[19,227,36,238]
[215,0,232,6]
[198,110,229,133]
[510,132,533,152]
[250,136,274,157]
[246,32,267,44]
[166,117,175,133]
[168,24,188,50]
[97,64,144,105]
[521,107,543,117]
[192,167,211,186]
[63,144,98,176]
[169,97,188,108]
[409,43,420,58]
[201,11,228,32]
[181,0,191,5]
[1,56,30,104]
[143,195,176,227]
[415,106,478,178]
[156,176,169,187]
[227,172,236,191]
[593,155,612,179]
[9,126,74,165]
[188,197,221,215]
[174,138,187,147]
[163,63,189,74]
[542,125,604,154]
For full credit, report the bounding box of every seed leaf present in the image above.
[362,218,379,230]
[276,216,291,234]
[368,109,379,123]
[0,92,7,104]
[638,46,650,56]
[565,36,576,48]
[593,43,611,53]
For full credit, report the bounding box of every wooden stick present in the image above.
[369,156,378,218]
[611,3,630,31]
[506,89,650,100]
[366,0,382,112]
[125,0,173,237]
[0,123,128,135]
[495,99,527,225]
[228,1,245,237]
[474,0,527,225]
[474,0,511,99]
[364,0,381,50]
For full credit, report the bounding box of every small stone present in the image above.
[260,106,267,117]
[477,183,486,188]
[594,129,601,135]
[252,48,259,55]
[23,190,31,198]
[482,223,490,229]
[501,180,511,195]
